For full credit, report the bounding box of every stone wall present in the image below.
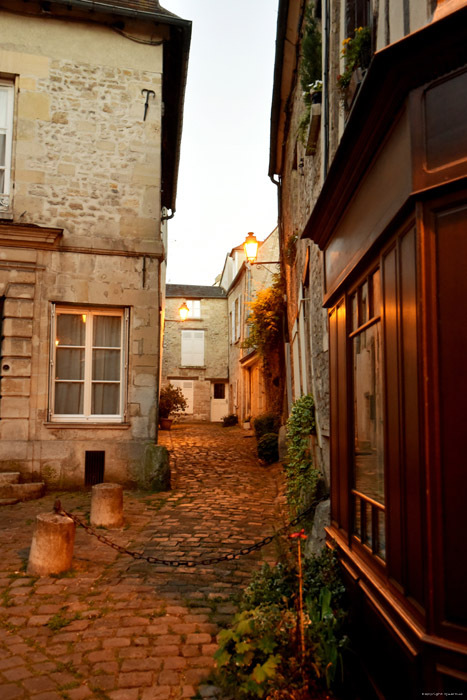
[1,11,163,250]
[0,7,166,487]
[162,295,228,421]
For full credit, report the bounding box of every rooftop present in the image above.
[53,0,184,22]
[166,284,226,299]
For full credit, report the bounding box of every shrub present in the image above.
[213,549,348,698]
[257,433,279,465]
[222,414,238,427]
[253,413,280,439]
[158,383,187,419]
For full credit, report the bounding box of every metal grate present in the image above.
[85,451,105,486]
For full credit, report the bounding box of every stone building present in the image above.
[0,0,190,487]
[219,228,280,423]
[270,0,467,694]
[162,285,228,422]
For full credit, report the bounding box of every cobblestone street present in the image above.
[0,423,286,700]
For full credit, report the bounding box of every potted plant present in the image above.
[158,383,187,430]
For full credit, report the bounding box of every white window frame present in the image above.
[49,305,129,423]
[0,81,14,213]
[186,300,201,319]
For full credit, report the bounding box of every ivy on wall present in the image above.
[243,275,286,415]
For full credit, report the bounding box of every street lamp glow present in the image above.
[178,301,189,321]
[244,232,259,263]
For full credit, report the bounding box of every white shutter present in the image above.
[181,330,204,366]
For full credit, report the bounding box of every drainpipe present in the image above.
[323,0,330,175]
[269,173,292,416]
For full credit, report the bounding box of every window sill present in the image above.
[44,422,131,429]
[180,365,205,369]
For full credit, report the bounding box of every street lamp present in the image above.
[243,232,259,263]
[178,301,189,321]
[243,233,280,266]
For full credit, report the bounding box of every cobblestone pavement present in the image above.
[0,423,287,700]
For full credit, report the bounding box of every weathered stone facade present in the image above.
[0,1,190,486]
[220,229,280,423]
[162,286,228,422]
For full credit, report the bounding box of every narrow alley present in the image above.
[0,423,286,700]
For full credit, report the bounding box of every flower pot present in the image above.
[159,417,173,430]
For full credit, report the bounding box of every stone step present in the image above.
[0,472,20,486]
[0,498,20,507]
[0,482,45,502]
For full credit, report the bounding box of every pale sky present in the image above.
[164,0,279,285]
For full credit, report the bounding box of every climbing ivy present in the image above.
[285,394,320,510]
[243,275,285,360]
[243,275,285,415]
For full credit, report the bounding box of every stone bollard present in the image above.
[90,483,124,529]
[27,512,75,576]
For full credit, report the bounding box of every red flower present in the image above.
[289,529,307,540]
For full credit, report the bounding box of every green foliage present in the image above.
[300,4,322,99]
[214,550,348,698]
[253,413,280,439]
[306,588,348,689]
[257,433,279,465]
[285,394,320,509]
[241,562,299,612]
[214,606,295,699]
[243,275,285,360]
[158,383,187,419]
[337,25,372,91]
[222,413,239,427]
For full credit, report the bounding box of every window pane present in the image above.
[0,90,7,127]
[351,293,358,332]
[214,383,225,399]
[353,322,384,504]
[57,314,86,346]
[92,383,119,414]
[56,348,84,379]
[359,281,368,325]
[376,509,386,560]
[372,269,381,317]
[0,134,5,166]
[55,382,84,414]
[92,349,120,380]
[93,315,121,347]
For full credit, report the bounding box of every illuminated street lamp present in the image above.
[243,232,280,266]
[243,232,259,263]
[178,301,189,321]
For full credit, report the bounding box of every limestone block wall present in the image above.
[0,245,162,486]
[162,295,228,421]
[162,296,228,380]
[1,9,164,252]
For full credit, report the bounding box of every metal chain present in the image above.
[55,493,328,568]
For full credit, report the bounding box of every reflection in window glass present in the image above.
[372,269,381,318]
[353,321,384,504]
[351,293,358,332]
[360,281,368,325]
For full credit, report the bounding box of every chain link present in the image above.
[55,493,328,568]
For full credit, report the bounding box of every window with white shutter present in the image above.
[181,330,204,366]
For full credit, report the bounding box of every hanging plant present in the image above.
[337,25,371,92]
[298,4,322,139]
